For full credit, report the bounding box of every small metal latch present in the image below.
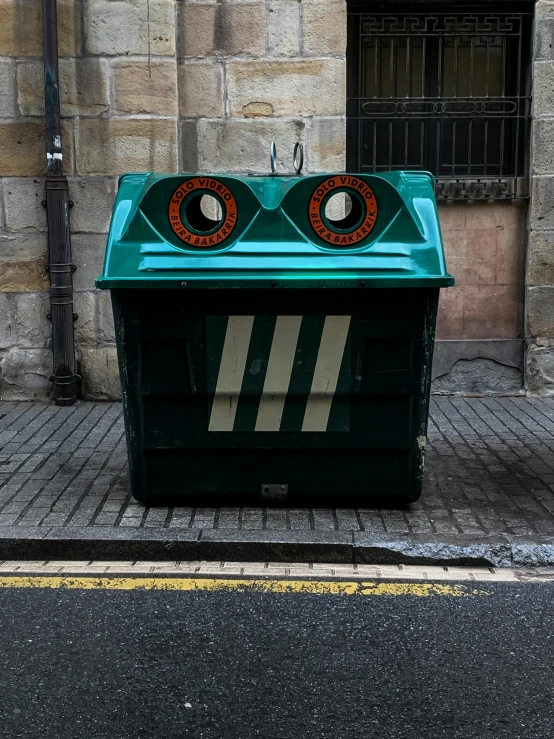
[262,484,289,501]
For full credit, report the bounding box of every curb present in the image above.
[1,528,554,567]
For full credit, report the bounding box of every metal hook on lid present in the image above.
[270,141,277,174]
[293,142,304,174]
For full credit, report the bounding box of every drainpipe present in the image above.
[42,0,77,405]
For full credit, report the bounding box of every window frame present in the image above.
[346,3,533,201]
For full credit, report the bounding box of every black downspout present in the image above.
[42,0,77,405]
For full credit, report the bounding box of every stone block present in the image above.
[2,178,46,233]
[528,231,554,286]
[0,61,15,118]
[0,259,48,293]
[526,342,554,395]
[59,0,83,56]
[1,121,57,177]
[0,0,81,57]
[17,59,109,117]
[0,349,52,401]
[86,0,175,56]
[178,1,265,57]
[0,233,46,260]
[531,175,554,230]
[302,0,346,56]
[0,293,13,348]
[532,119,554,175]
[178,2,216,57]
[0,234,48,292]
[0,0,42,56]
[267,0,300,56]
[227,59,346,117]
[533,62,554,119]
[14,292,51,348]
[528,286,554,338]
[199,118,306,173]
[178,62,224,117]
[535,2,554,61]
[0,0,36,56]
[98,290,115,343]
[76,119,178,175]
[113,61,177,116]
[79,347,121,400]
[71,234,107,291]
[0,121,73,177]
[308,117,345,172]
[68,177,116,234]
[180,120,199,171]
[74,290,97,346]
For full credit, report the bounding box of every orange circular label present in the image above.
[168,177,238,247]
[308,176,378,246]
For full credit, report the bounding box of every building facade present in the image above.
[0,0,552,399]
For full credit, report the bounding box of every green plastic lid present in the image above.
[96,171,454,289]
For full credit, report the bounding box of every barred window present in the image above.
[346,8,533,200]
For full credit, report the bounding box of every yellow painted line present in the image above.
[0,576,487,596]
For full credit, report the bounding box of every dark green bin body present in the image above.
[98,171,453,506]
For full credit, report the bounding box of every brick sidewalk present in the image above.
[1,397,554,565]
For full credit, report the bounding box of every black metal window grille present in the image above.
[346,9,532,200]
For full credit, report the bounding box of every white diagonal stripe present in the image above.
[302,315,350,432]
[208,315,254,432]
[255,315,302,432]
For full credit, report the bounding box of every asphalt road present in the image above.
[0,579,553,738]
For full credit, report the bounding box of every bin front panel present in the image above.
[113,287,438,504]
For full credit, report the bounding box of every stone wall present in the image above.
[527,0,554,394]
[2,0,554,398]
[0,0,346,400]
[178,0,346,173]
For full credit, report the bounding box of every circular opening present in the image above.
[184,193,224,234]
[324,191,364,232]
[200,193,223,221]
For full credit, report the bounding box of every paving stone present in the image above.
[169,509,194,529]
[0,400,554,562]
[191,510,217,529]
[241,508,264,529]
[311,509,336,530]
[264,510,288,530]
[288,509,312,530]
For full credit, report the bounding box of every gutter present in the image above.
[42,0,78,406]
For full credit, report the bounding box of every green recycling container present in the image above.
[96,170,454,505]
